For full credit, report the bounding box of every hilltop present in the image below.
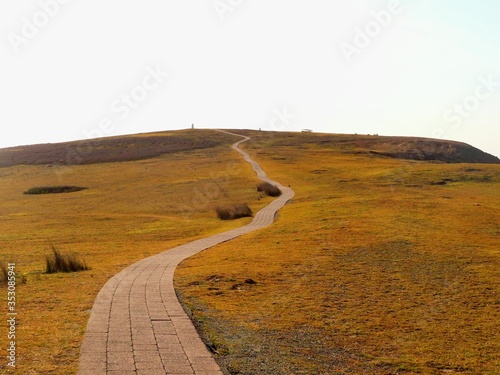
[0,130,236,168]
[0,130,498,168]
[239,131,500,164]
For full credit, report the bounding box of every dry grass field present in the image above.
[175,131,500,374]
[0,130,271,374]
[1,129,499,374]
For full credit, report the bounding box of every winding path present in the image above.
[77,130,294,375]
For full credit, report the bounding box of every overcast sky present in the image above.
[1,0,499,157]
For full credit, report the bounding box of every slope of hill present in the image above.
[0,131,498,168]
[176,130,500,375]
[265,132,500,164]
[0,129,267,374]
[0,130,236,168]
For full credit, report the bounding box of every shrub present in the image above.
[46,246,89,274]
[215,204,253,220]
[257,182,282,197]
[24,186,88,195]
[0,262,8,286]
[0,262,26,287]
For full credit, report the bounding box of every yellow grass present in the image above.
[1,129,499,374]
[175,131,500,374]
[0,130,270,374]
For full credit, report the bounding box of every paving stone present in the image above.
[77,369,106,375]
[135,360,165,370]
[134,351,163,362]
[157,343,186,353]
[137,370,168,375]
[164,364,194,374]
[107,362,137,371]
[156,334,180,344]
[133,344,159,352]
[107,352,134,364]
[78,361,106,370]
[190,357,222,369]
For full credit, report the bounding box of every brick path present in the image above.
[77,131,294,374]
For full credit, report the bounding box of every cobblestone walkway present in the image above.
[77,131,294,374]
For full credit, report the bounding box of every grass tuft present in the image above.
[215,204,253,220]
[46,246,89,274]
[24,186,88,195]
[0,262,8,286]
[257,182,282,197]
[0,262,26,287]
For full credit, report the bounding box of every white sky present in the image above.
[1,0,499,157]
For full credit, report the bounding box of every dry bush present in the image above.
[257,182,282,197]
[0,262,8,286]
[24,186,88,195]
[46,246,89,273]
[215,204,253,220]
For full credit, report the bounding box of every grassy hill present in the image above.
[177,130,500,374]
[250,132,500,164]
[0,131,235,168]
[0,129,266,374]
[1,129,499,374]
[1,131,498,167]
